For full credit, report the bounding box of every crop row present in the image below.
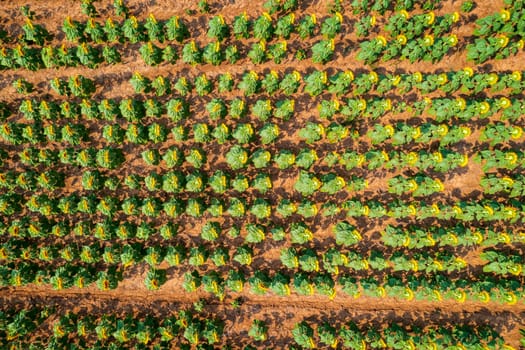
[291,319,509,349]
[2,209,521,249]
[3,1,522,74]
[0,166,451,199]
[125,69,525,98]
[9,98,524,141]
[122,69,525,98]
[357,32,458,64]
[1,188,522,223]
[467,2,525,63]
[0,306,223,348]
[7,144,471,175]
[481,174,525,197]
[0,305,510,349]
[0,43,120,70]
[0,237,476,276]
[0,259,522,306]
[382,223,523,248]
[2,118,522,159]
[4,150,524,194]
[9,68,520,108]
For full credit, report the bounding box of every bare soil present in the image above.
[1,0,524,348]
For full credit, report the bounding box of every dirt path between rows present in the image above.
[2,0,525,347]
[2,282,524,347]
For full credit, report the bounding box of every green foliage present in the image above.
[252,99,273,121]
[144,269,166,290]
[292,321,316,349]
[130,72,150,93]
[182,41,202,65]
[232,123,254,144]
[333,221,362,246]
[254,13,274,40]
[145,14,164,42]
[238,71,260,96]
[312,39,335,63]
[142,149,160,166]
[245,223,266,243]
[185,171,205,192]
[250,198,271,220]
[268,41,288,63]
[13,78,33,94]
[201,221,221,242]
[166,98,189,122]
[174,76,192,96]
[203,41,224,65]
[298,14,317,39]
[208,15,229,41]
[140,42,162,66]
[226,145,249,170]
[274,150,295,169]
[234,245,253,266]
[22,18,50,45]
[198,0,210,13]
[290,222,313,244]
[96,148,124,169]
[165,16,189,42]
[248,41,267,64]
[294,171,321,196]
[305,70,328,96]
[233,12,250,38]
[218,73,234,93]
[280,71,301,95]
[212,123,230,144]
[321,13,343,38]
[151,76,170,96]
[251,148,271,168]
[195,74,213,96]
[262,70,280,94]
[62,17,84,42]
[228,198,245,218]
[252,173,272,194]
[102,46,121,64]
[122,16,144,43]
[461,0,474,12]
[68,75,95,97]
[225,44,240,63]
[120,99,145,122]
[206,98,227,120]
[248,320,268,341]
[274,99,294,120]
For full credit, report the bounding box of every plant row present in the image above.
[356,31,458,64]
[8,94,524,133]
[3,10,343,70]
[184,268,523,304]
[59,11,339,46]
[3,118,523,158]
[0,258,523,306]
[481,174,525,197]
[123,68,525,100]
[0,43,120,70]
[382,223,522,248]
[1,189,522,223]
[12,144,470,176]
[279,246,468,274]
[126,68,525,98]
[0,306,224,348]
[467,2,525,63]
[291,319,509,349]
[1,228,474,276]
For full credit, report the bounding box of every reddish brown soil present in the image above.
[1,0,524,348]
